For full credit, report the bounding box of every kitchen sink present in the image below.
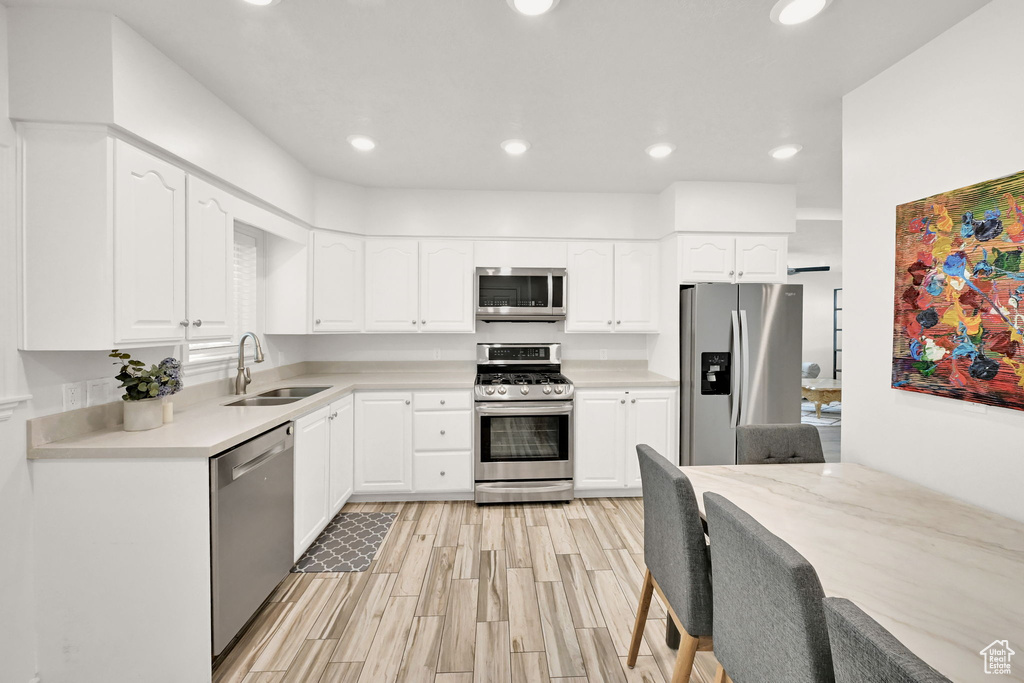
[224,386,331,407]
[225,396,305,407]
[255,386,331,398]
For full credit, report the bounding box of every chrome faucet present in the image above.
[235,332,266,395]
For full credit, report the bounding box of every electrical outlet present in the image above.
[62,382,86,411]
[434,348,442,360]
[87,378,116,407]
[600,349,608,360]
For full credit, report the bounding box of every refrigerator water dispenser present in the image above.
[700,352,731,395]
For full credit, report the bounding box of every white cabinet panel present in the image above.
[365,240,420,332]
[680,235,736,283]
[614,242,660,333]
[413,411,472,452]
[294,406,331,560]
[414,452,472,493]
[736,235,788,284]
[566,242,615,332]
[313,232,364,332]
[329,395,355,516]
[574,391,625,489]
[413,391,473,412]
[186,177,234,341]
[625,390,677,488]
[114,141,187,343]
[419,240,474,332]
[354,392,413,492]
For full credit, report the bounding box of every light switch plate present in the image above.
[87,378,116,407]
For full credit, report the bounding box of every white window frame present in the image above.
[183,222,266,373]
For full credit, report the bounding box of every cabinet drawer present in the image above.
[414,411,472,451]
[414,452,472,492]
[413,391,472,412]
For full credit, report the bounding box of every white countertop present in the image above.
[29,365,677,460]
[683,463,1024,683]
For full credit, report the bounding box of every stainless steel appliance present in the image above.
[680,283,803,466]
[476,267,567,322]
[210,423,294,656]
[474,343,574,502]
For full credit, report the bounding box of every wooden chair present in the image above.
[630,445,714,682]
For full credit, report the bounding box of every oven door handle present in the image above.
[475,402,574,416]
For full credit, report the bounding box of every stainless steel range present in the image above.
[474,343,574,504]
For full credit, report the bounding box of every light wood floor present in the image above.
[213,497,722,683]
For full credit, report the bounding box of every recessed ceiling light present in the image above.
[507,0,560,16]
[501,139,531,156]
[243,0,281,6]
[347,135,376,152]
[769,144,803,160]
[770,0,832,25]
[646,143,676,159]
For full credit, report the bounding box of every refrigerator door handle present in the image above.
[731,310,742,428]
[739,309,751,427]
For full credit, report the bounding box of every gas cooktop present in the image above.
[474,343,574,401]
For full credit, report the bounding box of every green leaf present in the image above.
[993,248,1022,273]
[128,359,145,367]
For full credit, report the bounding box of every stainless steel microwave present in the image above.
[476,267,567,322]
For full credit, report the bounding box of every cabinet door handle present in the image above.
[440,429,446,435]
[421,319,426,324]
[738,271,744,276]
[620,399,626,404]
[412,320,417,325]
[315,318,322,325]
[440,471,446,476]
[179,319,190,327]
[440,399,446,405]
[192,319,203,327]
[729,270,735,276]
[405,399,411,405]
[616,320,621,325]
[607,320,612,325]
[631,399,636,404]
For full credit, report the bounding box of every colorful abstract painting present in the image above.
[893,169,1024,410]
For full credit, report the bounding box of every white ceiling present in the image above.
[7,0,991,208]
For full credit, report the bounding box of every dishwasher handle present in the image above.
[232,442,288,481]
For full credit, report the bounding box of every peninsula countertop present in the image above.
[28,363,678,460]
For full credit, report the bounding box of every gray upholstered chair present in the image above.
[736,423,825,465]
[704,492,835,683]
[629,444,714,681]
[823,597,951,683]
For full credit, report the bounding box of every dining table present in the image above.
[680,462,1024,683]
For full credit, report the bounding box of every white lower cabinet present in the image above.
[293,396,355,561]
[293,406,331,560]
[328,395,355,516]
[354,392,414,493]
[412,391,473,493]
[574,388,677,492]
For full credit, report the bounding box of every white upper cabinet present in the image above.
[419,240,474,333]
[680,234,788,284]
[735,235,788,283]
[114,141,188,344]
[680,235,736,283]
[313,232,364,332]
[365,239,420,332]
[566,241,659,333]
[566,242,615,332]
[613,242,659,333]
[186,177,234,341]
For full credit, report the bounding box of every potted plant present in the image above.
[110,351,183,431]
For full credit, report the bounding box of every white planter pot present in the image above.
[123,397,164,432]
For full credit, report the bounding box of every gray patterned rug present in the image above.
[292,512,396,573]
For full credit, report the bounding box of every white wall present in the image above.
[843,0,1024,521]
[316,180,665,240]
[304,324,649,363]
[8,7,315,224]
[667,181,797,234]
[789,219,843,378]
[0,6,39,681]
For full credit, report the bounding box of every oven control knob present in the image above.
[497,386,507,395]
[554,385,564,394]
[543,386,553,394]
[485,386,496,395]
[520,386,530,395]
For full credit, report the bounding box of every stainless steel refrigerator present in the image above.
[679,283,803,466]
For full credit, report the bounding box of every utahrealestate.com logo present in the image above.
[980,640,1015,675]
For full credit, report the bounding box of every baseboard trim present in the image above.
[349,492,475,503]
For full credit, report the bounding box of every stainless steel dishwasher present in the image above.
[211,422,294,656]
